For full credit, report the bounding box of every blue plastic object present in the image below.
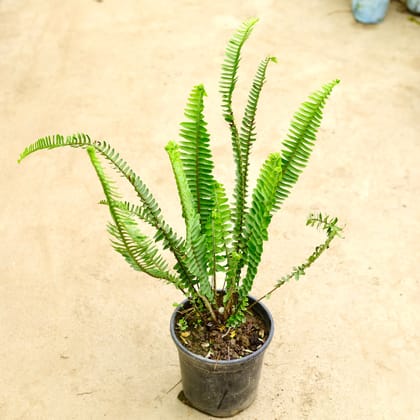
[407,0,420,14]
[352,0,390,24]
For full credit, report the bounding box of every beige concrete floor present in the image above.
[1,0,419,419]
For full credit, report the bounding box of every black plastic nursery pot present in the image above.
[170,296,274,417]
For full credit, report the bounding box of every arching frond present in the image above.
[18,133,91,162]
[19,134,161,227]
[179,84,216,231]
[18,133,194,289]
[274,79,340,211]
[87,147,177,283]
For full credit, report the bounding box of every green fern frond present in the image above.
[274,79,340,211]
[99,199,187,251]
[234,55,277,255]
[165,141,213,301]
[18,133,194,289]
[229,153,283,325]
[179,84,216,231]
[219,17,259,125]
[18,134,161,228]
[257,213,343,302]
[240,56,277,181]
[219,18,259,260]
[205,182,232,285]
[87,147,177,283]
[18,133,90,163]
[107,222,173,280]
[91,141,196,287]
[100,199,150,223]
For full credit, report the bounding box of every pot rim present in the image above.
[170,295,274,365]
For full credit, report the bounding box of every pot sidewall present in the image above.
[407,0,420,14]
[352,0,390,23]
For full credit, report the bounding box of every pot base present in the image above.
[177,390,254,418]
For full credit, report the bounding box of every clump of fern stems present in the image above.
[18,18,342,327]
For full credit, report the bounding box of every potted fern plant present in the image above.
[18,18,342,417]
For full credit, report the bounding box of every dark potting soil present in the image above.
[174,305,269,360]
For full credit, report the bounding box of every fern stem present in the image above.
[200,293,218,324]
[211,216,217,295]
[250,213,343,308]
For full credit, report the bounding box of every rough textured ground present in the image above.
[1,0,419,419]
